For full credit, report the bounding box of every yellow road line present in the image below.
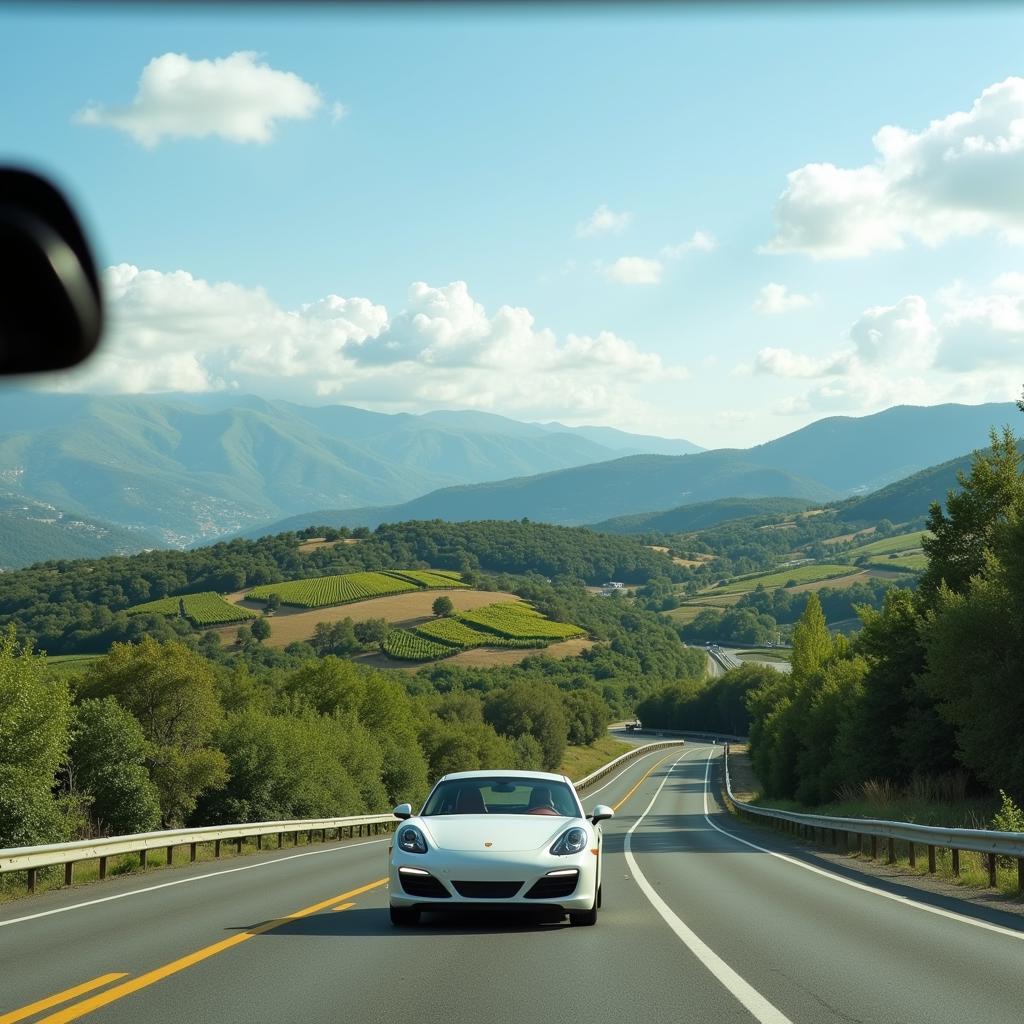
[37,879,386,1024]
[613,752,678,812]
[331,902,355,912]
[0,973,128,1024]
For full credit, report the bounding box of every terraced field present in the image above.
[846,530,929,558]
[381,630,455,661]
[708,563,861,595]
[127,592,258,626]
[245,569,463,609]
[380,602,586,662]
[870,552,928,571]
[459,602,586,640]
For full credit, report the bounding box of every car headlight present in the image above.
[397,825,428,854]
[550,826,588,856]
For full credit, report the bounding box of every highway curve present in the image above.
[3,744,1024,1024]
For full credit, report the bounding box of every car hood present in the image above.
[419,815,578,853]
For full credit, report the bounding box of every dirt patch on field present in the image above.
[296,538,359,554]
[757,522,796,531]
[215,589,521,648]
[355,637,595,672]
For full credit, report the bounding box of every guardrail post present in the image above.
[869,835,877,860]
[908,842,916,868]
[278,832,283,848]
[235,837,243,854]
[1018,858,1024,893]
[139,849,147,870]
[987,852,997,888]
[887,838,895,864]
[64,862,74,887]
[99,856,107,880]
[190,842,197,863]
[257,834,263,851]
[215,839,221,859]
[166,845,173,866]
[928,845,936,873]
[952,848,960,877]
[307,829,313,844]
[27,867,36,894]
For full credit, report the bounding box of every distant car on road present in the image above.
[388,770,612,927]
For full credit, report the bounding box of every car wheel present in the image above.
[389,905,420,927]
[569,898,598,927]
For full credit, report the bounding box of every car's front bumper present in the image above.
[388,849,598,912]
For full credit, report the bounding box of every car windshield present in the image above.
[422,778,581,817]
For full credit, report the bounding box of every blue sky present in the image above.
[4,4,1024,447]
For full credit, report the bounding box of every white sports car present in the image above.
[388,769,613,927]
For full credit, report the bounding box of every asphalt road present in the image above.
[3,744,1024,1024]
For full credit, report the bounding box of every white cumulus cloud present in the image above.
[51,268,686,426]
[76,51,324,146]
[753,278,1024,415]
[766,77,1024,258]
[576,204,632,238]
[603,256,663,285]
[754,283,813,315]
[661,230,717,258]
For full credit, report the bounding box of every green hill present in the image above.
[590,496,817,534]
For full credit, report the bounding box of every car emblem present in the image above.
[484,841,493,848]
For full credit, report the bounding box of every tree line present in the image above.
[639,417,1024,806]
[0,520,683,655]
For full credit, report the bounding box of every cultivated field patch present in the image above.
[127,592,259,627]
[245,569,465,609]
[846,530,928,558]
[708,563,861,595]
[215,589,522,648]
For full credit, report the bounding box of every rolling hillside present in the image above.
[0,393,698,546]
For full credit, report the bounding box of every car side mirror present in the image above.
[0,168,104,373]
[393,803,413,820]
[590,804,614,824]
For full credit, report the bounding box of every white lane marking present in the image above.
[584,742,707,800]
[0,837,389,930]
[625,750,795,1024]
[702,751,1024,943]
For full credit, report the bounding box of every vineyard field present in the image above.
[382,570,468,589]
[246,569,466,609]
[381,630,457,661]
[414,617,539,650]
[246,572,418,608]
[455,603,585,641]
[126,596,181,617]
[127,592,258,627]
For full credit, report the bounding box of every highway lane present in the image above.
[4,742,1024,1024]
[0,744,692,1024]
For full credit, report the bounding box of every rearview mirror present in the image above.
[393,803,413,820]
[590,804,614,824]
[0,168,103,374]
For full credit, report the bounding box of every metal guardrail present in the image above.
[573,739,685,790]
[722,745,1024,889]
[0,741,684,896]
[0,814,396,894]
[623,728,746,743]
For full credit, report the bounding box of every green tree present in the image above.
[70,698,161,836]
[483,681,568,770]
[0,630,73,847]
[920,426,1024,602]
[80,639,228,826]
[432,595,455,617]
[250,617,271,643]
[790,594,833,682]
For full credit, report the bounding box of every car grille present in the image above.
[399,872,450,898]
[451,880,523,899]
[524,871,579,899]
